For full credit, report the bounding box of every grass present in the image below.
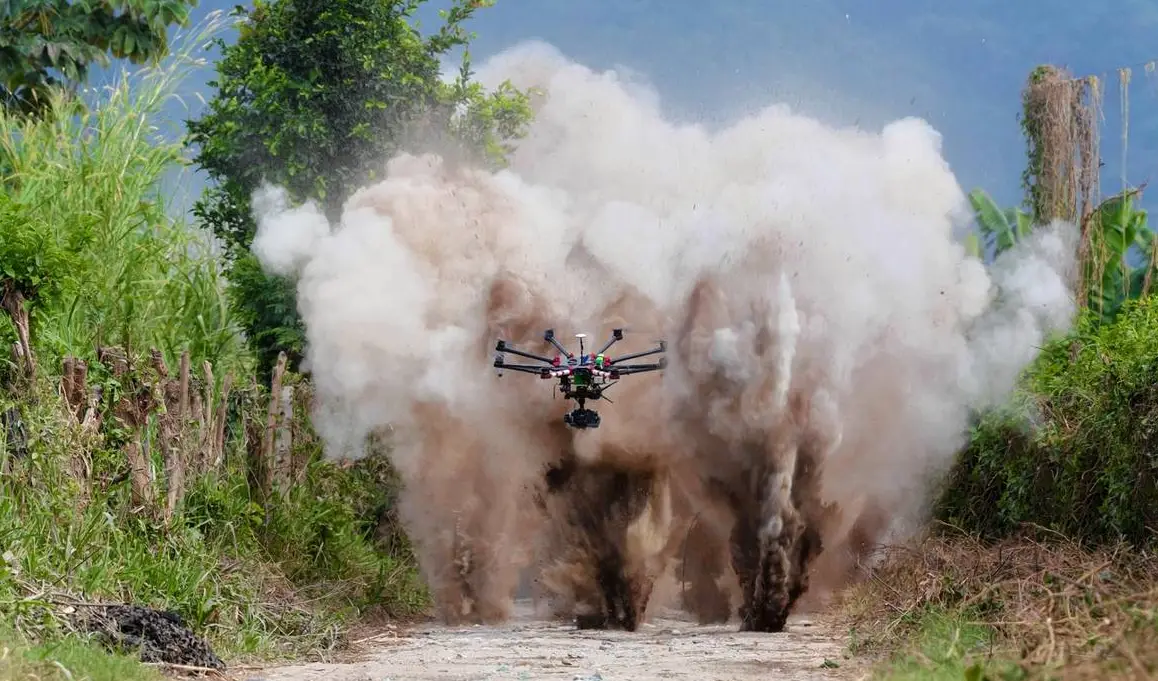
[841,527,1158,681]
[864,610,1007,681]
[0,631,164,681]
[0,12,246,379]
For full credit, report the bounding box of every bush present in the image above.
[938,295,1158,546]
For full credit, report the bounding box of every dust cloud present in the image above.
[250,40,1078,629]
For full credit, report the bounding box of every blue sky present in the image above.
[120,0,1158,221]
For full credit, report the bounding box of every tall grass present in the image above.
[0,11,247,378]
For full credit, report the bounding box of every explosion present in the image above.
[250,41,1078,631]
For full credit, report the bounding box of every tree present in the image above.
[0,0,199,116]
[186,0,532,379]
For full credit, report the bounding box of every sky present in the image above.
[110,0,1158,222]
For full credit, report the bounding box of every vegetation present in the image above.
[938,294,1158,547]
[0,0,538,675]
[185,0,533,378]
[0,629,163,681]
[844,531,1158,681]
[0,0,200,117]
[0,48,242,383]
[948,62,1158,549]
[0,12,445,678]
[3,0,1158,675]
[856,62,1158,680]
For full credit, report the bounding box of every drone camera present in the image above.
[563,408,601,429]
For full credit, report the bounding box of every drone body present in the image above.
[493,328,667,429]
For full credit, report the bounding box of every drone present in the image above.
[493,328,667,429]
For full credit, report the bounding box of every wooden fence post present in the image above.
[99,346,154,515]
[60,356,99,508]
[213,373,233,469]
[1,288,36,381]
[274,384,294,492]
[151,348,190,522]
[258,352,288,502]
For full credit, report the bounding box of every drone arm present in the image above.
[544,329,572,357]
[495,340,555,365]
[597,328,624,355]
[609,359,667,374]
[609,341,666,364]
[494,361,551,375]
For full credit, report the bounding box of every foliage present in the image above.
[0,190,89,311]
[186,0,534,378]
[938,295,1158,546]
[1083,187,1155,323]
[0,40,425,672]
[964,188,1033,259]
[0,374,424,663]
[0,0,199,117]
[965,186,1157,326]
[0,44,245,377]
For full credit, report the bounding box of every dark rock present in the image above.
[82,604,226,670]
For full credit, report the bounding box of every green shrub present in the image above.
[939,295,1158,546]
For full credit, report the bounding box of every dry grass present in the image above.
[840,525,1158,680]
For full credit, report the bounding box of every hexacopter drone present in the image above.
[493,328,667,429]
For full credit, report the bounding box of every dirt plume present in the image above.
[249,40,1078,629]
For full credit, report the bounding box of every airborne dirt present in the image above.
[251,602,857,681]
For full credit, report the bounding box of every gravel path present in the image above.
[249,602,859,681]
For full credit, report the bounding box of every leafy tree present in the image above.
[187,0,533,379]
[0,0,199,116]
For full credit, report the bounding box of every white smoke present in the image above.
[250,39,1078,611]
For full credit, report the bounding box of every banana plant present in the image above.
[965,188,1034,259]
[965,184,1158,326]
[1084,186,1154,323]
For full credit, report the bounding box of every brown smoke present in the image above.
[249,41,1080,630]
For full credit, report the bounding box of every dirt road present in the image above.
[249,601,859,681]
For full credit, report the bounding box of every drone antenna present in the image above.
[576,333,587,357]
